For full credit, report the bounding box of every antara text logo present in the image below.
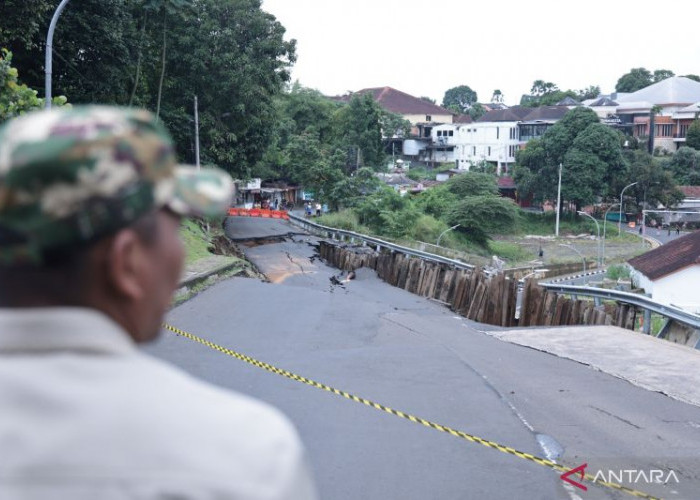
[560,463,679,491]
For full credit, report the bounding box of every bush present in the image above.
[409,215,452,244]
[316,210,364,232]
[607,264,631,280]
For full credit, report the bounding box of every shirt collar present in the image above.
[0,307,136,354]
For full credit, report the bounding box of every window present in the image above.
[655,124,673,137]
[448,130,454,136]
[426,115,432,121]
[488,146,491,155]
[496,127,500,139]
[472,146,476,155]
[437,131,443,136]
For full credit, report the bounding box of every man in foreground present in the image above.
[0,106,317,499]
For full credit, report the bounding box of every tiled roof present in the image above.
[345,87,453,115]
[453,114,473,123]
[679,186,700,198]
[628,230,700,280]
[521,106,570,121]
[477,106,569,123]
[557,96,580,106]
[477,107,532,122]
[589,97,618,107]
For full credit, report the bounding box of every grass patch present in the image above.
[488,240,533,263]
[316,210,370,233]
[180,218,214,264]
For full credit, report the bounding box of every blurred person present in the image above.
[0,106,316,500]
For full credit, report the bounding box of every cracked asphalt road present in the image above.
[147,222,700,500]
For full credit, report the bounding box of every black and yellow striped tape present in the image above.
[163,323,661,500]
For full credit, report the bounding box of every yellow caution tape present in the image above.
[163,323,661,500]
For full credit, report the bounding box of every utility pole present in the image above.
[194,96,200,170]
[45,0,72,108]
[555,163,562,237]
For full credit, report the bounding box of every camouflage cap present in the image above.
[0,105,233,265]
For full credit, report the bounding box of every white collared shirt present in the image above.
[0,307,317,500]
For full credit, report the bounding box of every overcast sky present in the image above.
[261,0,700,106]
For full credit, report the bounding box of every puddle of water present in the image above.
[536,433,564,462]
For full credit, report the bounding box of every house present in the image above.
[614,76,700,153]
[339,87,461,166]
[628,230,700,313]
[453,106,568,174]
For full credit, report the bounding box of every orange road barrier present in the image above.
[227,207,289,220]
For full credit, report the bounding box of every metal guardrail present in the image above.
[287,213,475,271]
[541,283,700,330]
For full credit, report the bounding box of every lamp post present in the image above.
[559,243,586,284]
[602,202,621,266]
[618,182,638,236]
[577,211,600,267]
[555,163,562,237]
[45,0,72,109]
[437,224,460,247]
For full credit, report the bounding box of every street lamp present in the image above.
[602,202,621,266]
[618,182,638,236]
[45,0,72,109]
[437,224,460,247]
[559,243,587,283]
[577,211,601,267]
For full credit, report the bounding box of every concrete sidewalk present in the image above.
[486,325,700,407]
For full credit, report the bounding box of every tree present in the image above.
[668,146,700,185]
[491,89,503,103]
[652,69,675,82]
[332,93,385,169]
[684,74,700,83]
[0,50,68,122]
[442,85,478,113]
[577,85,600,100]
[530,80,558,97]
[0,0,53,52]
[445,196,519,245]
[623,149,683,209]
[420,96,436,104]
[446,172,498,197]
[686,119,700,150]
[468,102,486,121]
[615,68,653,93]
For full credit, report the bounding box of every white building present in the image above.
[453,106,569,174]
[628,231,700,313]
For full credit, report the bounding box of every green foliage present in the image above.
[468,102,486,120]
[441,85,477,113]
[623,149,683,208]
[1,0,296,179]
[334,93,385,168]
[606,264,631,280]
[316,209,365,232]
[614,67,672,93]
[353,187,419,237]
[445,196,519,245]
[409,215,452,244]
[0,50,68,122]
[414,184,458,219]
[684,74,700,83]
[514,108,616,208]
[667,146,700,185]
[445,172,498,197]
[686,119,700,150]
[180,218,213,264]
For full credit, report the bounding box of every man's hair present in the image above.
[0,212,160,307]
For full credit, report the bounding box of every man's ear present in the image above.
[104,229,148,301]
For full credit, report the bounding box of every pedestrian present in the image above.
[305,202,312,217]
[0,106,316,500]
[668,226,671,237]
[315,202,321,217]
[676,225,680,235]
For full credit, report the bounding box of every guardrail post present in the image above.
[643,309,652,335]
[594,297,601,307]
